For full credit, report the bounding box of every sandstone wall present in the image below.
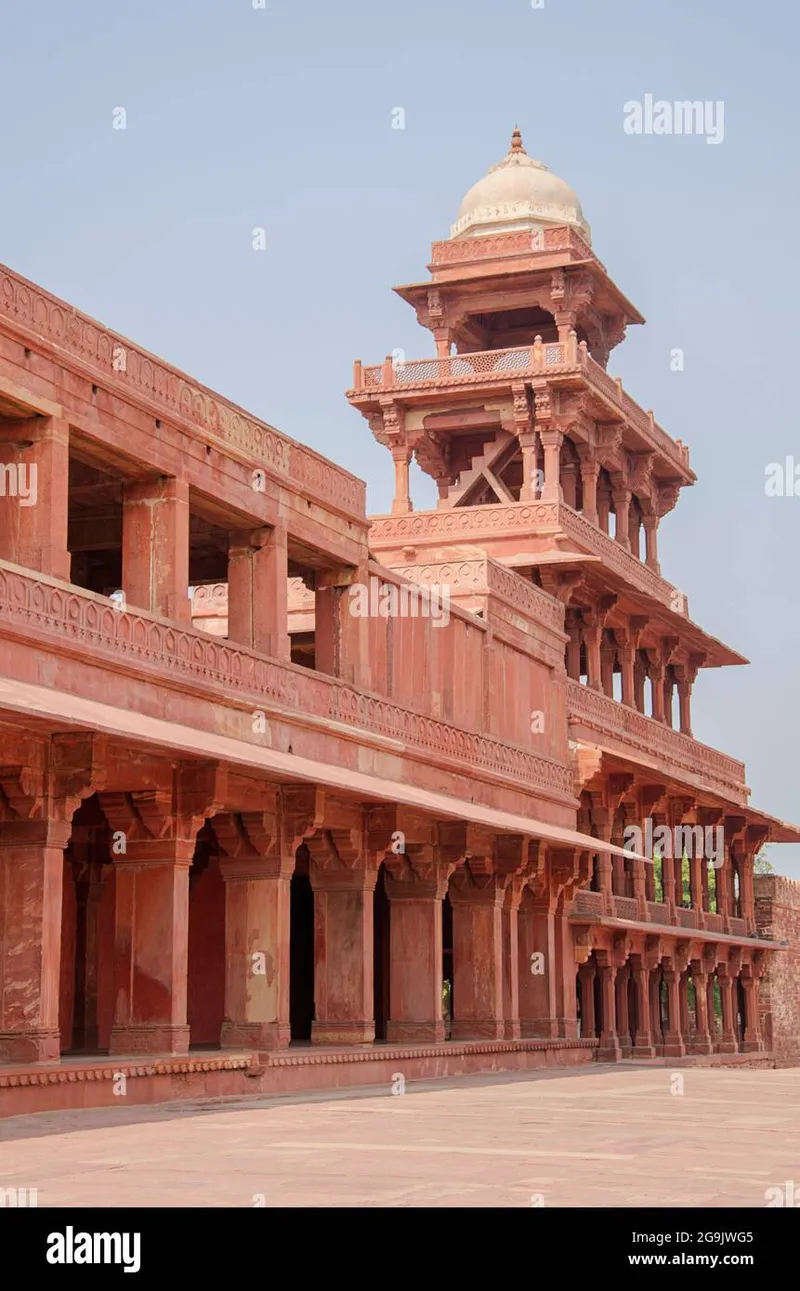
[755,874,800,1066]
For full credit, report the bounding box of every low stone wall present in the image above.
[0,1041,597,1119]
[755,874,800,1066]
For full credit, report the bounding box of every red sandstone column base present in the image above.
[597,1037,622,1062]
[741,1038,763,1054]
[717,1036,738,1054]
[504,1020,521,1041]
[663,1032,686,1059]
[521,1018,559,1040]
[221,1021,290,1050]
[690,1035,714,1056]
[633,1038,656,1059]
[312,1021,375,1046]
[386,1020,445,1044]
[0,1029,61,1063]
[109,1025,190,1056]
[451,1020,504,1042]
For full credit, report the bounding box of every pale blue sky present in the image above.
[2,0,799,872]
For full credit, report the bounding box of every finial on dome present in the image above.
[510,125,526,154]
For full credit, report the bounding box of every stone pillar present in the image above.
[219,849,293,1051]
[501,878,525,1040]
[0,415,70,580]
[578,961,596,1038]
[663,672,675,728]
[716,963,738,1054]
[600,638,616,698]
[631,956,655,1057]
[71,860,107,1052]
[678,679,693,735]
[647,654,666,723]
[597,486,611,534]
[540,430,564,504]
[612,488,631,550]
[391,446,413,515]
[616,633,636,708]
[449,869,506,1041]
[690,853,703,916]
[110,838,194,1054]
[518,892,558,1038]
[616,962,632,1057]
[689,961,714,1055]
[738,852,757,934]
[227,523,289,659]
[596,956,621,1061]
[518,431,539,502]
[643,516,660,573]
[679,969,690,1048]
[579,454,599,526]
[561,462,578,509]
[584,620,602,692]
[315,563,370,689]
[383,856,451,1043]
[122,476,190,622]
[650,967,664,1054]
[0,818,70,1062]
[740,965,763,1053]
[309,861,377,1045]
[716,854,732,930]
[565,610,582,681]
[634,654,647,713]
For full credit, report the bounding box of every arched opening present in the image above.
[58,794,116,1056]
[373,862,390,1042]
[627,970,638,1047]
[736,978,746,1046]
[442,893,453,1038]
[187,823,225,1048]
[290,847,315,1042]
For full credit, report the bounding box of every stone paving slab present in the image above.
[1,1064,798,1207]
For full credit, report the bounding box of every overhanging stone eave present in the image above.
[568,911,786,951]
[0,676,652,865]
[569,736,750,809]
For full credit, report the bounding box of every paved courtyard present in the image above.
[1,1065,798,1207]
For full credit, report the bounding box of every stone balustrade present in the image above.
[0,263,365,520]
[0,561,575,803]
[353,338,688,477]
[566,678,748,805]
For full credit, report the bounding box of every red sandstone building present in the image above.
[0,131,798,1115]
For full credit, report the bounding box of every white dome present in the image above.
[451,128,591,243]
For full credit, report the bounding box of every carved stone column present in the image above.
[630,953,655,1058]
[0,817,72,1062]
[518,887,559,1039]
[577,449,599,526]
[391,445,413,515]
[689,957,714,1054]
[716,958,739,1054]
[307,807,376,1045]
[315,562,371,689]
[103,763,224,1055]
[384,848,453,1043]
[227,523,289,660]
[122,476,190,622]
[216,803,292,1050]
[518,431,539,502]
[449,854,506,1041]
[615,961,632,1057]
[595,952,621,1062]
[643,515,660,573]
[540,430,564,504]
[0,414,70,580]
[611,486,631,550]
